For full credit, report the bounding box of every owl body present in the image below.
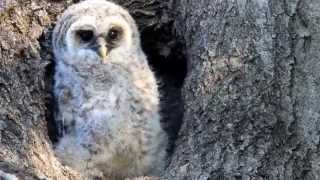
[52,0,166,179]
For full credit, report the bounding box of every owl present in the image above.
[51,0,167,179]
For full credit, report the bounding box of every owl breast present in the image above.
[54,59,164,178]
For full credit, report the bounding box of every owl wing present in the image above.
[55,86,76,137]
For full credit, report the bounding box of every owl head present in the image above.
[52,0,142,65]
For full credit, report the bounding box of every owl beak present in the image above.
[98,46,108,62]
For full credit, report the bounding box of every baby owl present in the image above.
[52,0,167,179]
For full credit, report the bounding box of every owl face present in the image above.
[53,0,141,65]
[66,15,133,64]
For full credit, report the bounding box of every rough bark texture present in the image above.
[166,0,320,179]
[0,1,79,179]
[1,0,320,180]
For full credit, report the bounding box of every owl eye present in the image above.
[77,30,94,42]
[107,27,122,41]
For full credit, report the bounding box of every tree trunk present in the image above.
[0,0,79,179]
[165,0,320,179]
[1,0,320,179]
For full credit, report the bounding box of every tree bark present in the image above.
[0,0,80,179]
[165,0,320,179]
[1,0,320,180]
